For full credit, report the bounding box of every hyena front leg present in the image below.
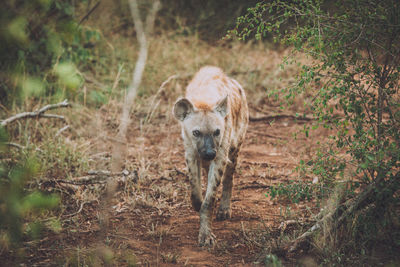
[198,159,226,246]
[186,153,202,212]
[216,147,238,221]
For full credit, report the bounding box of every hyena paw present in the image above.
[191,196,203,212]
[198,230,216,247]
[216,207,231,221]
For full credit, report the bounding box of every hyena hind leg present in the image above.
[216,148,238,221]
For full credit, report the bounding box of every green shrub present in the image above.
[232,0,400,262]
[0,127,59,257]
[0,0,101,105]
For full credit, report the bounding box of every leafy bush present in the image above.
[231,0,400,261]
[0,0,101,105]
[265,178,335,204]
[0,0,97,260]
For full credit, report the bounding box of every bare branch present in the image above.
[117,0,161,140]
[1,99,70,127]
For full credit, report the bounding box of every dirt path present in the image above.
[94,114,322,266]
[23,107,326,266]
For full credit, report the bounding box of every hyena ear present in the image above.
[214,95,228,118]
[173,98,194,121]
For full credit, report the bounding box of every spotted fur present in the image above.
[173,66,249,246]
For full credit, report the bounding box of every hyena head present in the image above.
[173,96,228,161]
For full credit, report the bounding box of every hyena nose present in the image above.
[203,150,216,161]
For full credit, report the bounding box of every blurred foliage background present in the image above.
[0,0,399,265]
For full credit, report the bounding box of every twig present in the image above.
[55,125,71,137]
[63,201,88,217]
[1,99,70,127]
[6,142,44,152]
[40,114,66,120]
[173,167,187,177]
[144,73,192,124]
[54,169,137,185]
[57,176,108,185]
[6,142,24,150]
[78,0,101,25]
[110,64,124,96]
[145,74,179,119]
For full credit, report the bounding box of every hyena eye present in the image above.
[214,129,220,136]
[192,130,201,137]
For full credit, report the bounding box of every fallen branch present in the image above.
[249,114,314,122]
[56,170,138,185]
[1,99,70,127]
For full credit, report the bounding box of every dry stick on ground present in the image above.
[1,99,70,127]
[49,170,138,186]
[249,113,314,122]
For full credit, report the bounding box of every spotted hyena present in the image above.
[173,66,249,246]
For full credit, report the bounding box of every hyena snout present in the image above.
[200,149,216,161]
[199,134,216,161]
